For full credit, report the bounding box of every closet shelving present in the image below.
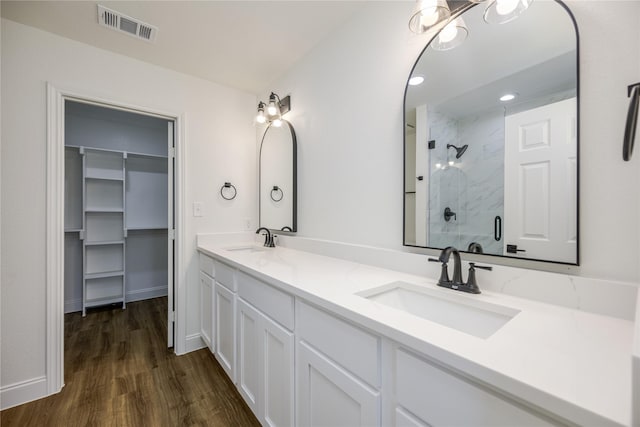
[65,145,169,316]
[81,148,126,315]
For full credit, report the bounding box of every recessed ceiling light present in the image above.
[499,93,517,102]
[409,76,425,86]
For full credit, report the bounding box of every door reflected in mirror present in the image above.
[259,121,297,232]
[403,0,578,264]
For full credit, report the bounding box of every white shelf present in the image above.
[67,144,168,159]
[85,240,124,246]
[85,271,125,280]
[85,208,124,213]
[85,176,124,182]
[127,226,168,231]
[85,150,124,180]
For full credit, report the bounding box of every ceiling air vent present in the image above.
[97,5,158,43]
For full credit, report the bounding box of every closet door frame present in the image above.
[46,83,186,395]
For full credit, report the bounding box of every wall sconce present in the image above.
[409,0,533,46]
[255,92,291,127]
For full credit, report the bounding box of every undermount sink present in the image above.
[225,246,266,253]
[357,281,520,339]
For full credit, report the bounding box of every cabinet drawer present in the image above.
[214,260,236,291]
[199,252,214,277]
[396,348,558,426]
[297,301,380,388]
[237,270,294,330]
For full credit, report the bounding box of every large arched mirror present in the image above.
[403,0,578,264]
[259,120,297,232]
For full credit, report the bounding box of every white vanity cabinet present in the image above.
[393,348,560,427]
[236,271,295,427]
[214,260,237,383]
[296,301,381,427]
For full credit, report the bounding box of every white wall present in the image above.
[1,18,257,399]
[265,1,640,282]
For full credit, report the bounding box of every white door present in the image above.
[262,314,294,427]
[199,272,214,351]
[504,98,577,263]
[167,121,175,347]
[237,298,261,416]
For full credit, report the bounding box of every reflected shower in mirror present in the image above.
[259,120,297,232]
[404,0,579,265]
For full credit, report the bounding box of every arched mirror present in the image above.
[259,120,297,232]
[403,0,579,265]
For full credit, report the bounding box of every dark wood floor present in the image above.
[1,297,260,427]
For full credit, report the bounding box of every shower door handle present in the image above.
[494,216,502,241]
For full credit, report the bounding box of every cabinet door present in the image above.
[215,282,236,382]
[297,341,379,427]
[199,272,214,352]
[237,298,261,416]
[237,298,294,427]
[262,314,294,427]
[395,348,557,426]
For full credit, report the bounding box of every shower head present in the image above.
[447,144,468,159]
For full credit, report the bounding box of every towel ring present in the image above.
[270,185,283,202]
[220,182,237,200]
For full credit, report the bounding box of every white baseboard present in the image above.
[184,333,206,354]
[125,285,168,303]
[0,376,48,410]
[64,286,168,314]
[64,298,82,314]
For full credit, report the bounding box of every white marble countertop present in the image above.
[198,240,635,426]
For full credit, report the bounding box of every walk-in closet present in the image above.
[64,100,174,322]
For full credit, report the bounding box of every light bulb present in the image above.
[256,112,266,124]
[438,21,458,43]
[496,0,520,16]
[409,76,425,86]
[267,101,278,116]
[272,119,283,127]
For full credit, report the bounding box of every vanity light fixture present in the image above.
[409,75,425,86]
[255,92,291,126]
[431,17,468,51]
[408,0,533,47]
[408,0,451,34]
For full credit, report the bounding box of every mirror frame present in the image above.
[259,119,298,232]
[402,0,580,266]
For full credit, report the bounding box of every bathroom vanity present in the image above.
[197,233,639,427]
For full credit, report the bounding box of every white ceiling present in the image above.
[1,0,365,94]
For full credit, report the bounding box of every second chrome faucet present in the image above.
[428,246,492,294]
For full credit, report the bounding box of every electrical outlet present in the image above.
[193,202,203,217]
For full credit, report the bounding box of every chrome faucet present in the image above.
[428,246,492,294]
[255,227,275,247]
